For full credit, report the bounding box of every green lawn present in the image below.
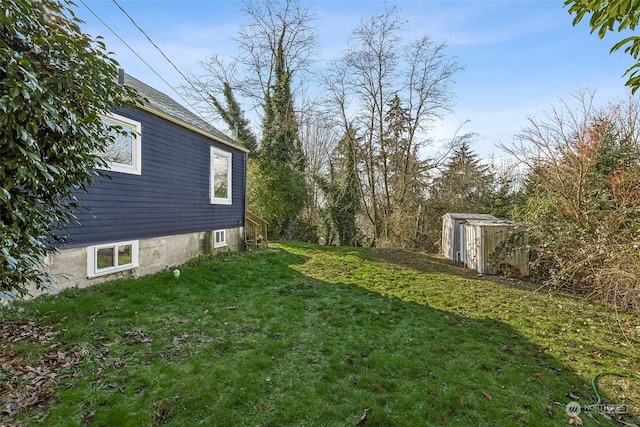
[1,243,638,426]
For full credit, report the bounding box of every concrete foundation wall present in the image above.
[30,227,243,298]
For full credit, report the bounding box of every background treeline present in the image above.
[185,1,639,311]
[4,0,638,312]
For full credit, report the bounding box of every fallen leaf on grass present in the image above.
[324,313,332,321]
[1,355,22,369]
[346,356,355,364]
[0,325,84,425]
[568,415,583,425]
[355,407,371,425]
[80,410,96,426]
[483,391,492,401]
[122,330,154,344]
[565,391,580,400]
[227,305,238,310]
[501,345,514,354]
[154,401,172,425]
[2,402,18,417]
[546,405,554,418]
[587,351,602,358]
[586,412,600,424]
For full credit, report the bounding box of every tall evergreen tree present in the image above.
[317,125,361,246]
[254,32,307,237]
[259,34,305,171]
[383,95,428,247]
[485,166,517,219]
[429,140,494,213]
[187,0,317,239]
[422,140,495,250]
[209,82,258,156]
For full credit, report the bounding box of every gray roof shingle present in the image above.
[122,72,246,152]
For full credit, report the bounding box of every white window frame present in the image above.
[214,230,227,248]
[87,240,139,278]
[99,112,142,175]
[210,146,232,205]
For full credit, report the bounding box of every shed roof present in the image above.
[442,213,498,220]
[462,219,526,227]
[121,72,248,153]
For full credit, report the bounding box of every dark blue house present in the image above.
[46,71,248,290]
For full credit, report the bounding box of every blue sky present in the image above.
[76,0,636,159]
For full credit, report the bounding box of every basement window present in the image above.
[214,230,227,248]
[87,240,139,278]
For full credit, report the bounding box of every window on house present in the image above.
[87,240,139,278]
[210,147,232,204]
[100,113,142,175]
[214,230,227,248]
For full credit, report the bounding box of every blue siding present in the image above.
[62,108,246,248]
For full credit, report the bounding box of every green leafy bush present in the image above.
[509,92,640,311]
[0,0,139,298]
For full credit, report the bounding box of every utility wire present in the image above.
[79,0,174,95]
[110,0,213,118]
[78,0,206,119]
[111,0,194,89]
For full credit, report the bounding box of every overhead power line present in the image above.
[111,0,194,88]
[78,0,206,119]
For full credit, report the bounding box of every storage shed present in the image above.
[460,219,529,276]
[441,213,497,262]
